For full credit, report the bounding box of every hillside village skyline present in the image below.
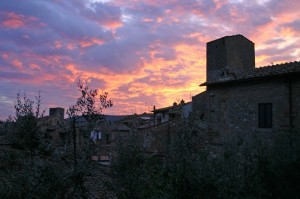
[1,28,300,199]
[1,1,300,198]
[1,0,300,120]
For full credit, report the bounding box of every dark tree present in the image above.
[67,79,113,168]
[63,80,113,198]
[11,91,45,158]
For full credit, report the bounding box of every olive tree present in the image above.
[67,79,113,168]
[10,91,46,157]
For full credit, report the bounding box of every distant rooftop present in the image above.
[153,101,192,112]
[201,61,300,86]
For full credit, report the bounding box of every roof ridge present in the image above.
[202,60,300,86]
[257,60,300,69]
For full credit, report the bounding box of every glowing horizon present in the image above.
[0,0,299,119]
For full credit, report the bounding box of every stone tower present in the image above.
[206,35,255,82]
[49,107,65,120]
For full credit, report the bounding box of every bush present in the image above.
[109,118,300,199]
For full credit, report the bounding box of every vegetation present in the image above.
[0,81,113,199]
[0,91,76,198]
[67,79,113,122]
[8,91,47,156]
[65,79,113,198]
[67,79,113,168]
[1,89,299,198]
[109,118,300,199]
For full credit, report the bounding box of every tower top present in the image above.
[49,107,65,119]
[206,34,255,82]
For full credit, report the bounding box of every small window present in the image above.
[105,134,110,144]
[156,115,162,124]
[258,103,272,128]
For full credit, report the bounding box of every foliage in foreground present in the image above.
[1,158,77,199]
[0,81,113,199]
[109,120,300,199]
[0,91,88,199]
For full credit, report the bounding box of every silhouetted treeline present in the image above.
[0,81,113,199]
[109,119,300,199]
[1,90,300,198]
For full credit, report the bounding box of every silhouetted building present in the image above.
[40,107,67,146]
[49,107,64,120]
[206,35,255,82]
[152,100,192,125]
[193,34,300,143]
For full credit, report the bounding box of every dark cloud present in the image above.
[256,43,298,56]
[82,2,123,27]
[0,0,299,119]
[0,0,113,40]
[264,38,286,45]
[0,71,33,80]
[282,20,300,32]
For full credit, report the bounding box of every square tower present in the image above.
[49,107,65,120]
[206,35,255,82]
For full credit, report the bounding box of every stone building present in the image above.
[153,100,192,125]
[193,35,300,142]
[39,108,67,146]
[49,107,65,120]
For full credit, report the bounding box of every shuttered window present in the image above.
[258,103,272,128]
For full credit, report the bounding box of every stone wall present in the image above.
[206,77,300,143]
[192,91,208,122]
[292,78,300,128]
[206,35,255,82]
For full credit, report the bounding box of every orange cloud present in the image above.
[249,9,300,66]
[29,63,41,70]
[3,0,299,118]
[113,41,207,110]
[103,21,123,30]
[279,27,297,38]
[66,43,77,50]
[157,17,163,23]
[11,59,23,69]
[79,38,105,48]
[2,18,24,28]
[1,12,40,29]
[54,41,62,49]
[213,0,228,10]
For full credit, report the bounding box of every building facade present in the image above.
[193,35,300,142]
[153,100,192,125]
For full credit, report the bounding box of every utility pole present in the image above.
[72,116,77,169]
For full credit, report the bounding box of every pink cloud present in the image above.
[29,63,41,70]
[11,59,23,69]
[2,18,24,29]
[0,11,41,29]
[0,0,299,120]
[79,38,105,48]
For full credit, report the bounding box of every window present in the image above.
[105,134,110,144]
[258,103,272,128]
[156,115,162,124]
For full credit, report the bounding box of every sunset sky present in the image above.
[0,0,299,119]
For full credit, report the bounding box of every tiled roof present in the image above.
[201,61,300,86]
[152,102,192,113]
